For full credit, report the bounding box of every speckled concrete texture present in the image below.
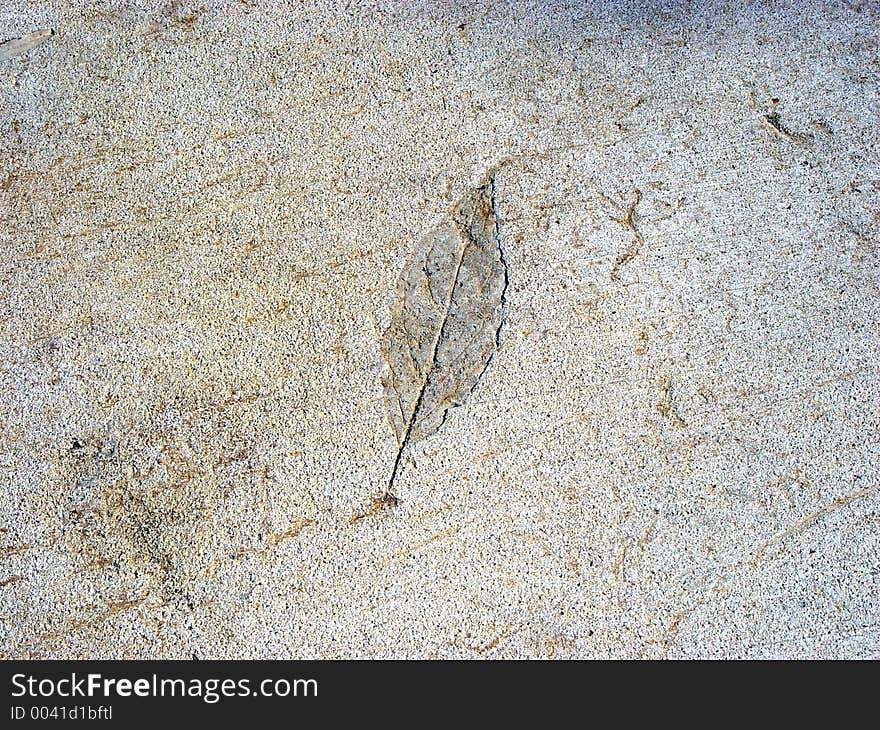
[1,0,878,658]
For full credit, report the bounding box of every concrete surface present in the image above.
[1,0,878,658]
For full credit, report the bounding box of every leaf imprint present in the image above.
[0,29,54,62]
[380,172,508,503]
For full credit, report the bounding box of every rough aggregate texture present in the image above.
[1,0,878,658]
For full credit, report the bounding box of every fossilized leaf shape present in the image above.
[382,176,506,469]
[0,29,53,62]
